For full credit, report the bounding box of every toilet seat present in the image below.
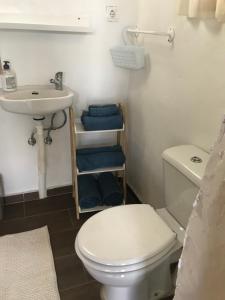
[76,237,177,273]
[76,204,177,270]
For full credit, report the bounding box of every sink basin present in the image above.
[0,85,74,116]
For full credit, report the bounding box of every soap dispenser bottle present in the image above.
[2,61,17,92]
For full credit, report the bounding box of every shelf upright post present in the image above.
[69,107,80,220]
[119,103,127,204]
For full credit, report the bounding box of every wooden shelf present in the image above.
[77,165,126,175]
[79,205,113,214]
[79,201,125,214]
[75,120,124,134]
[0,14,93,33]
[69,104,127,220]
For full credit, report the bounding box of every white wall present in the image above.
[128,0,225,207]
[0,0,137,195]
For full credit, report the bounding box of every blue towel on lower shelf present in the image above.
[88,104,119,117]
[77,146,125,172]
[98,173,123,206]
[77,145,121,155]
[81,111,123,131]
[78,175,102,209]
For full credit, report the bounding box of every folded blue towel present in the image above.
[77,145,121,155]
[81,111,123,131]
[98,173,123,206]
[77,146,125,172]
[78,175,102,209]
[88,104,119,117]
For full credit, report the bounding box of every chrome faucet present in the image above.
[50,72,63,90]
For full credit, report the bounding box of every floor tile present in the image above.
[55,254,90,291]
[69,209,97,229]
[25,193,74,216]
[0,218,28,236]
[26,210,73,233]
[50,229,77,258]
[3,202,24,220]
[60,281,101,300]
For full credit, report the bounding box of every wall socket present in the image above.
[106,6,119,22]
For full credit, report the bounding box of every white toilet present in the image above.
[75,145,209,300]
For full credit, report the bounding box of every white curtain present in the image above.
[177,0,225,21]
[174,117,225,300]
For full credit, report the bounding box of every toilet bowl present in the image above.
[75,204,182,300]
[75,145,209,300]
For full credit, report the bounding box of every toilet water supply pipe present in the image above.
[29,110,67,145]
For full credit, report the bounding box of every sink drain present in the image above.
[191,156,203,163]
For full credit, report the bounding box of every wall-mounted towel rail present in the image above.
[127,27,175,43]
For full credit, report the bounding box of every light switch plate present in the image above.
[106,6,119,22]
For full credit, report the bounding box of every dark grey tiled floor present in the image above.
[0,189,173,300]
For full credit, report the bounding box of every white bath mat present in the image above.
[0,226,60,300]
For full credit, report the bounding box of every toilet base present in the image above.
[98,260,175,300]
[100,280,149,300]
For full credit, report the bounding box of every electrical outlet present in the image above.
[106,6,119,22]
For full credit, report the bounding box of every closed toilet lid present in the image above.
[76,204,176,266]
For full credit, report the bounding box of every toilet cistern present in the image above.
[50,71,63,90]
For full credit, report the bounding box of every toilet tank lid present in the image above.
[162,145,209,187]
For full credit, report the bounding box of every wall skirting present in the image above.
[4,185,72,205]
[4,184,141,206]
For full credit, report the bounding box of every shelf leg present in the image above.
[69,107,80,220]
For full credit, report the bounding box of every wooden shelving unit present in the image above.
[69,104,127,220]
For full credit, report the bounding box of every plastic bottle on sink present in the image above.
[1,60,17,92]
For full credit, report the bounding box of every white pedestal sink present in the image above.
[0,85,74,116]
[0,85,74,199]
